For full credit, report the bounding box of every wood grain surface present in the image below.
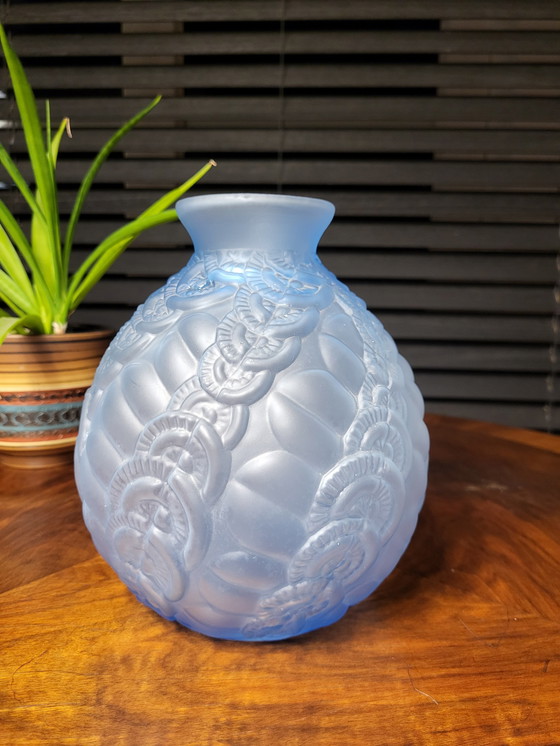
[1,414,559,745]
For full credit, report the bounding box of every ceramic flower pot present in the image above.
[0,328,113,468]
[75,193,429,641]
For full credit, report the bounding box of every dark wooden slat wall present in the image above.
[1,0,559,432]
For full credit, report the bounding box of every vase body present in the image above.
[75,193,429,641]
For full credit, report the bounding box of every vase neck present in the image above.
[176,193,335,261]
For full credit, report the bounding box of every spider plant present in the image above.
[0,23,215,342]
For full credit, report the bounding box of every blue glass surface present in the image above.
[75,193,429,641]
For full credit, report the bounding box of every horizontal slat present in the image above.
[63,217,559,252]
[416,371,552,401]
[46,188,560,224]
[305,191,560,223]
[10,127,555,158]
[82,277,553,313]
[12,31,560,57]
[91,248,555,284]
[40,158,560,190]
[12,213,557,253]
[350,282,553,313]
[324,252,556,282]
[6,96,558,126]
[325,223,560,252]
[378,312,553,343]
[7,1,560,23]
[400,343,553,372]
[22,64,560,90]
[31,128,560,157]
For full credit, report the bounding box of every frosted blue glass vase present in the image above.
[75,193,429,641]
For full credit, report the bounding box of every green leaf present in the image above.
[137,159,216,218]
[49,116,71,167]
[62,95,162,273]
[0,311,45,342]
[0,26,55,211]
[0,25,61,291]
[45,100,51,150]
[0,199,39,272]
[66,160,215,314]
[30,196,58,294]
[67,210,178,312]
[0,201,57,317]
[0,223,34,301]
[42,113,70,290]
[0,144,45,219]
[0,22,215,342]
[0,313,27,341]
[0,266,36,314]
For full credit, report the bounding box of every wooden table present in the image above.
[1,414,559,745]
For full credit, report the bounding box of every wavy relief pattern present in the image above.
[76,246,429,641]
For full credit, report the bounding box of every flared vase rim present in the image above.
[176,191,335,215]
